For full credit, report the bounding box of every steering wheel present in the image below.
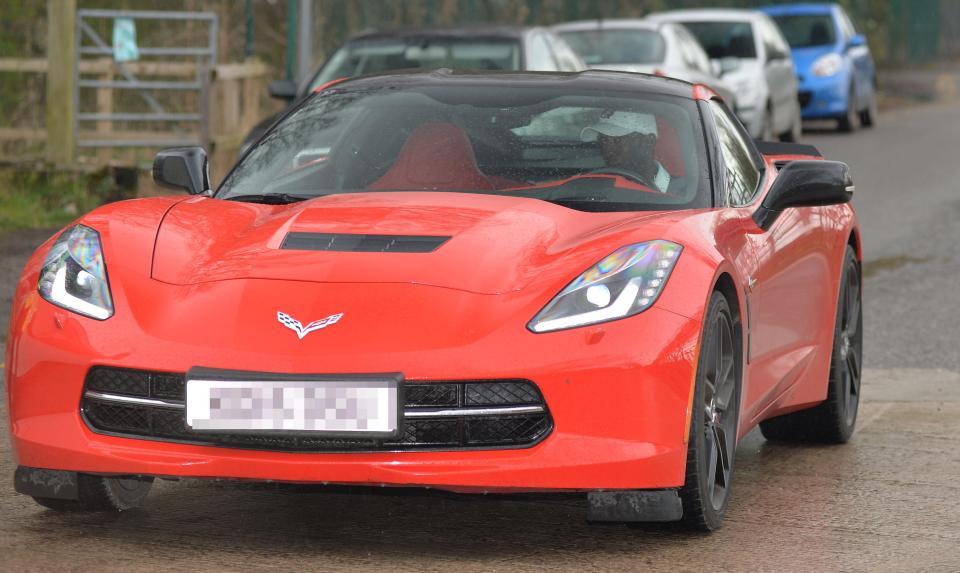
[587,167,659,191]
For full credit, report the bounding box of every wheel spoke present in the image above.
[714,424,730,488]
[847,351,861,391]
[715,317,735,411]
[705,427,719,493]
[846,272,861,336]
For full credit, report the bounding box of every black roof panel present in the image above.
[328,68,697,100]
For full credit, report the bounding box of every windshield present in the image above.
[772,14,837,48]
[309,39,522,89]
[682,21,757,59]
[218,82,708,213]
[558,29,666,65]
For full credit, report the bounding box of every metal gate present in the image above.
[74,9,218,150]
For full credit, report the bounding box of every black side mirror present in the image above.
[848,34,867,49]
[152,147,210,195]
[269,79,298,101]
[753,160,853,230]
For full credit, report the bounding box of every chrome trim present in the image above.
[84,390,185,409]
[404,405,545,418]
[84,390,545,419]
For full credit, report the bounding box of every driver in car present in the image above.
[581,111,671,193]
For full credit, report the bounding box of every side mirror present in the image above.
[848,34,867,49]
[753,160,853,230]
[269,79,298,101]
[152,147,210,195]
[717,57,740,76]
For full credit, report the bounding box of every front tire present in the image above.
[32,474,154,512]
[679,291,741,531]
[759,246,862,443]
[859,88,878,127]
[838,85,858,132]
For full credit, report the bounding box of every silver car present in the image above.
[553,19,739,109]
[648,9,802,141]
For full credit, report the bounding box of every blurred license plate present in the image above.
[185,375,400,436]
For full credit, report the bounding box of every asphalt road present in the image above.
[2,103,960,572]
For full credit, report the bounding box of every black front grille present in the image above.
[798,91,813,109]
[81,367,552,452]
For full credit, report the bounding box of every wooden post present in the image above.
[241,61,260,133]
[46,0,76,166]
[96,68,113,164]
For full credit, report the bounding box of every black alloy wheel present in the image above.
[839,251,863,428]
[679,291,741,531]
[759,245,863,444]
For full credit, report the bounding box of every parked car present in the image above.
[240,26,586,155]
[648,9,802,141]
[10,69,861,532]
[553,19,739,108]
[761,3,877,132]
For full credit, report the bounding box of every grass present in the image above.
[0,168,130,231]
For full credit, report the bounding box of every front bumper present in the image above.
[797,73,850,119]
[6,278,701,493]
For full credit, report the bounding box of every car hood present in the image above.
[151,192,667,294]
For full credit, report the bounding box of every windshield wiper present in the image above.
[222,193,314,205]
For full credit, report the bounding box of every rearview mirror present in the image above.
[269,79,298,101]
[153,147,210,195]
[753,160,853,230]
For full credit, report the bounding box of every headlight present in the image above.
[812,53,843,77]
[529,241,682,333]
[38,225,114,320]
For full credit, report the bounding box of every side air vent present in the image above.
[281,232,450,253]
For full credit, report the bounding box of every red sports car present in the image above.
[5,70,861,531]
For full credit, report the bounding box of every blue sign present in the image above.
[112,18,139,62]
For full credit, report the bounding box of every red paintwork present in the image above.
[692,83,720,102]
[311,76,349,93]
[4,147,858,495]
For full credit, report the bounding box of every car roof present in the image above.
[552,19,662,32]
[346,25,539,42]
[760,3,838,16]
[325,68,699,100]
[648,9,764,22]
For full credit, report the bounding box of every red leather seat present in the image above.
[369,122,495,191]
[655,118,685,177]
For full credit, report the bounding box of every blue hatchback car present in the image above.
[761,3,876,132]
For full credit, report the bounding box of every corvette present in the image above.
[5,70,861,531]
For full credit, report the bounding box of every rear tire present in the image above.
[32,474,154,512]
[679,291,741,531]
[759,246,862,443]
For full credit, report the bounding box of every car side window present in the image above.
[838,9,857,40]
[546,34,583,71]
[526,32,559,71]
[675,27,712,74]
[709,100,761,206]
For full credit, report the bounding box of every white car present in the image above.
[648,9,801,141]
[553,19,738,109]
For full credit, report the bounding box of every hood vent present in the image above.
[280,232,451,253]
